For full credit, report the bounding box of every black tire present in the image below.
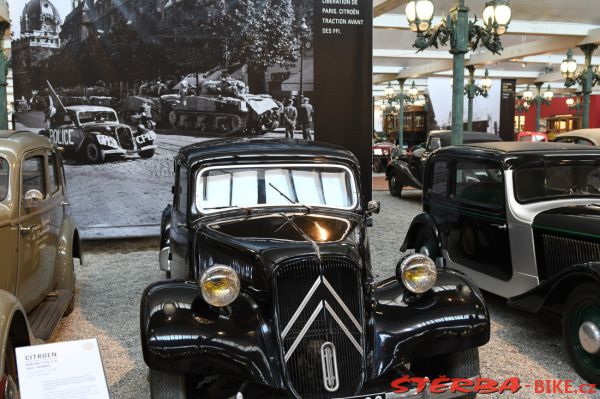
[412,348,480,399]
[373,159,383,173]
[140,148,156,159]
[4,337,19,399]
[149,369,186,399]
[388,174,403,197]
[83,140,104,164]
[563,282,600,385]
[414,228,440,259]
[63,255,76,317]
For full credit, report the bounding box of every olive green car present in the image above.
[0,131,81,395]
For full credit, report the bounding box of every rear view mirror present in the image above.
[23,189,43,209]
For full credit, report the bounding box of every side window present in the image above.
[47,152,61,194]
[427,137,441,152]
[454,161,504,207]
[174,165,188,213]
[22,156,46,198]
[430,161,449,195]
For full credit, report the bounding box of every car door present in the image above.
[18,151,59,311]
[432,158,513,280]
[170,162,190,280]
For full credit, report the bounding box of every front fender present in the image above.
[0,292,33,377]
[386,160,422,189]
[140,280,286,389]
[401,212,442,253]
[370,269,490,378]
[54,215,79,291]
[508,263,600,313]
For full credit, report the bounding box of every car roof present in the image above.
[555,129,600,142]
[180,138,359,167]
[465,141,598,153]
[431,131,502,146]
[0,131,53,156]
[66,105,115,112]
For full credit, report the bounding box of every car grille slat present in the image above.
[116,127,134,150]
[274,257,364,399]
[536,232,600,280]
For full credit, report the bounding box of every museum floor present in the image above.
[48,190,585,398]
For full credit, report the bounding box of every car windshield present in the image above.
[195,164,358,212]
[78,111,118,124]
[0,157,8,201]
[514,162,600,203]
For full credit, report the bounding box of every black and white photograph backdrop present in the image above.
[11,0,372,238]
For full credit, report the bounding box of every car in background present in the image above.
[386,131,502,197]
[517,131,548,142]
[402,141,600,384]
[553,129,600,146]
[372,140,393,172]
[142,138,490,398]
[0,131,81,396]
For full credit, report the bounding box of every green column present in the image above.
[466,65,476,131]
[580,44,597,129]
[397,78,406,148]
[535,82,543,132]
[451,0,469,145]
[0,23,8,130]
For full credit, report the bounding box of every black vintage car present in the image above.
[402,141,600,384]
[141,138,490,398]
[386,131,501,197]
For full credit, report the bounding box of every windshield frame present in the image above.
[193,163,360,215]
[513,159,600,204]
[0,155,9,202]
[77,110,119,125]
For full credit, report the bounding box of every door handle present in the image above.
[20,226,34,235]
[491,223,507,231]
[60,201,70,207]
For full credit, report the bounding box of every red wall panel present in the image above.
[521,95,600,132]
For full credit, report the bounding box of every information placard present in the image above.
[16,338,110,399]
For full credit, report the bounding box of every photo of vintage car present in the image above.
[386,131,501,197]
[141,138,490,398]
[40,105,157,163]
[0,131,81,396]
[402,141,600,384]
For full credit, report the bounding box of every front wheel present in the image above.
[140,148,156,159]
[412,348,480,399]
[388,174,403,197]
[563,282,600,385]
[149,369,187,399]
[83,140,104,164]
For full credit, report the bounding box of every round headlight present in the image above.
[397,254,437,294]
[199,265,240,307]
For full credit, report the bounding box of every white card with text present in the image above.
[16,338,110,399]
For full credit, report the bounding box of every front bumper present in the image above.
[101,144,157,157]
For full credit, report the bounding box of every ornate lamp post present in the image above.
[522,84,552,131]
[384,80,419,148]
[566,92,582,112]
[561,47,600,128]
[465,67,492,131]
[405,0,511,144]
[297,17,311,101]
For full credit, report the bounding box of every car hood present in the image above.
[198,212,364,268]
[533,204,600,239]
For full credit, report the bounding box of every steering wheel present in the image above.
[565,184,600,195]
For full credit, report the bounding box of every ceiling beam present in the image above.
[468,36,581,66]
[373,0,408,18]
[580,28,600,45]
[395,60,454,80]
[533,70,565,83]
[375,14,600,37]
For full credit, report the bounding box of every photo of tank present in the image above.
[168,76,281,134]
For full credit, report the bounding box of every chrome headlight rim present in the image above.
[397,253,438,294]
[199,264,241,307]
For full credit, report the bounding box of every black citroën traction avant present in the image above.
[140,139,490,398]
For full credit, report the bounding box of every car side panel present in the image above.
[53,215,78,292]
[0,291,33,377]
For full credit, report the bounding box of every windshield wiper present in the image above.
[268,183,312,213]
[278,212,322,262]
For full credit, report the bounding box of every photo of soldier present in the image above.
[283,99,297,139]
[298,97,314,141]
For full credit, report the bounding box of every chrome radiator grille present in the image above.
[116,127,134,150]
[535,232,600,280]
[274,257,364,399]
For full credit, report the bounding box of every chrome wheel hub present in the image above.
[579,321,600,354]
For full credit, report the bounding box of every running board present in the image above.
[28,289,72,340]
